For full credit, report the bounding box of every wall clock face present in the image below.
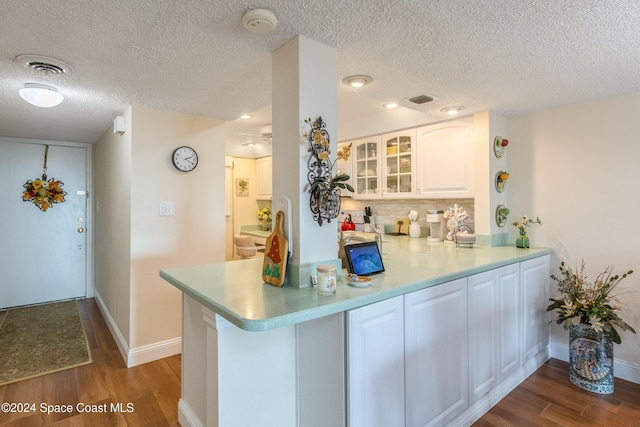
[172,146,198,172]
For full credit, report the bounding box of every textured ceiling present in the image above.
[2,0,640,148]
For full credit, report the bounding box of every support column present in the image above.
[271,35,340,287]
[473,111,508,246]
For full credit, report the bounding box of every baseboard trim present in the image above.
[550,341,640,384]
[452,349,550,426]
[127,337,182,367]
[93,290,130,365]
[93,291,181,368]
[178,398,203,427]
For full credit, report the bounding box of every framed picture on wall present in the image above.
[236,178,249,196]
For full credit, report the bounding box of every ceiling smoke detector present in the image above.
[16,54,73,74]
[242,9,278,34]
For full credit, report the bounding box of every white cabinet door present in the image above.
[521,255,550,361]
[468,263,520,403]
[416,118,474,198]
[497,263,521,379]
[255,156,272,200]
[382,129,415,199]
[405,278,468,427]
[347,296,405,427]
[352,136,382,199]
[468,270,498,403]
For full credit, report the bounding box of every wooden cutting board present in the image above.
[262,210,289,287]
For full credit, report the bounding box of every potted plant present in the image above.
[512,216,541,248]
[546,260,636,393]
[257,207,272,231]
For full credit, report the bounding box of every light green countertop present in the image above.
[239,225,271,239]
[160,236,552,332]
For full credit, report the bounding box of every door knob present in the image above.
[77,227,84,233]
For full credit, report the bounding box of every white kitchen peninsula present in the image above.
[160,237,551,427]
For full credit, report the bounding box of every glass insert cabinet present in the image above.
[354,136,381,197]
[383,130,415,198]
[346,130,416,199]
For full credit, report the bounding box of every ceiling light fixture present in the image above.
[342,75,372,88]
[19,83,64,108]
[240,114,252,119]
[440,106,465,115]
[383,102,398,109]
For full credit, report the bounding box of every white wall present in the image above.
[508,92,640,374]
[94,106,133,344]
[94,105,226,365]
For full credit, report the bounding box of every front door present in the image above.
[0,140,89,309]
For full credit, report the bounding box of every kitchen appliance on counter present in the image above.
[427,210,446,242]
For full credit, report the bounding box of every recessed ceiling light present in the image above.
[383,102,398,109]
[440,106,465,115]
[342,75,372,88]
[240,114,252,119]
[19,83,64,108]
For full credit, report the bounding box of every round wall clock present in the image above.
[172,146,198,172]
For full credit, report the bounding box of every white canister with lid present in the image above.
[316,265,337,296]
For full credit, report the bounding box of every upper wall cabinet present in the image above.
[352,136,382,199]
[382,129,416,199]
[255,156,272,200]
[416,118,474,198]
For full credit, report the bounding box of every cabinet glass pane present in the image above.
[387,176,398,193]
[386,138,398,155]
[386,157,398,174]
[367,143,378,158]
[399,154,411,174]
[399,136,411,154]
[399,175,411,193]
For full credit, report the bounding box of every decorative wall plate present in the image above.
[495,204,510,227]
[495,170,509,193]
[494,136,509,158]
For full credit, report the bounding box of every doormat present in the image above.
[0,300,92,386]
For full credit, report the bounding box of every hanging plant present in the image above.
[21,145,66,212]
[305,116,354,226]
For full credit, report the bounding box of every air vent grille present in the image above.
[408,95,434,105]
[25,61,65,74]
[16,55,73,74]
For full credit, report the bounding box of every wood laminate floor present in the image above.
[0,298,180,427]
[1,298,638,426]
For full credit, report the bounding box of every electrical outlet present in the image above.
[311,275,318,286]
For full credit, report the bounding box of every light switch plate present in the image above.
[160,202,174,216]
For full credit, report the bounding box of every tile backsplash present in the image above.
[340,198,475,234]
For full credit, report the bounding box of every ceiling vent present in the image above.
[16,54,73,74]
[408,95,434,105]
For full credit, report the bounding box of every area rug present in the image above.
[0,300,92,386]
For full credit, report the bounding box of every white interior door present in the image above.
[0,141,88,309]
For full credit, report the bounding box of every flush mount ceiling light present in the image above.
[19,83,64,108]
[240,114,252,119]
[342,75,372,88]
[440,106,465,115]
[383,102,398,109]
[242,8,278,34]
